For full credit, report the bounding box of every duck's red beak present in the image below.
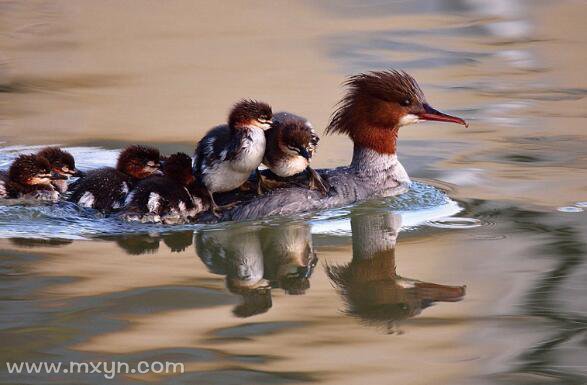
[418,103,468,127]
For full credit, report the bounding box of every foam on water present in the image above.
[0,146,466,240]
[310,181,463,236]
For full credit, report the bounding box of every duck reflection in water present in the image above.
[261,223,317,295]
[111,231,193,255]
[327,211,466,334]
[195,221,317,317]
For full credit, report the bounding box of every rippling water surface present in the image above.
[1,1,586,384]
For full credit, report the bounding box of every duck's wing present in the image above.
[193,125,236,176]
[228,186,326,222]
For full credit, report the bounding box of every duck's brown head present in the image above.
[116,145,161,179]
[8,154,57,186]
[270,114,317,160]
[162,152,195,186]
[228,99,273,131]
[326,70,467,154]
[37,147,82,178]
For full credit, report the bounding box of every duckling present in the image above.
[0,154,65,201]
[193,99,272,216]
[121,152,208,223]
[259,112,328,194]
[36,146,82,193]
[69,145,160,213]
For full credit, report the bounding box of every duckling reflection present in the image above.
[260,223,317,295]
[195,226,272,317]
[113,233,161,255]
[195,221,317,317]
[161,231,193,253]
[326,211,465,333]
[104,231,194,255]
[8,237,73,248]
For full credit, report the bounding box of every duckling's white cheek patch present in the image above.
[0,181,6,197]
[78,191,95,208]
[399,114,420,127]
[252,121,271,131]
[30,177,52,186]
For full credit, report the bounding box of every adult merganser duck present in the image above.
[193,99,273,216]
[258,112,328,194]
[36,146,82,193]
[0,154,65,201]
[69,145,161,213]
[204,70,467,222]
[327,210,465,332]
[121,152,208,223]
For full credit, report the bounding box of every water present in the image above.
[1,1,586,384]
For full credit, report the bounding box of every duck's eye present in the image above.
[400,99,411,107]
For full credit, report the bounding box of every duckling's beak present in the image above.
[50,172,68,180]
[298,148,311,160]
[144,161,162,175]
[417,103,468,127]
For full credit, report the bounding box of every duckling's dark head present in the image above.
[162,152,195,186]
[116,145,161,179]
[326,70,467,155]
[37,147,81,178]
[9,154,54,186]
[272,116,316,160]
[228,99,273,131]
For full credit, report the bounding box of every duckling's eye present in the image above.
[400,99,411,107]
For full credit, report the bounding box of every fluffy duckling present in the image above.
[193,99,272,216]
[0,154,65,201]
[36,146,82,193]
[121,152,208,223]
[69,145,160,213]
[259,112,328,194]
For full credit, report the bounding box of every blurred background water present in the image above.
[0,0,586,384]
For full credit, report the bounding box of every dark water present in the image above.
[1,0,586,384]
